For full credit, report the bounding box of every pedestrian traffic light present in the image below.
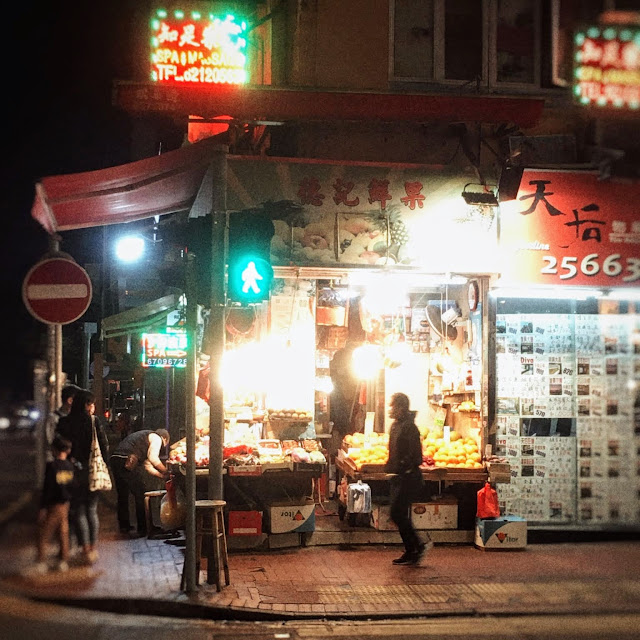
[227,210,275,304]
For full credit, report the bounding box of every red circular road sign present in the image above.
[22,257,93,325]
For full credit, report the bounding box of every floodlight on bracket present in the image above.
[461,183,499,206]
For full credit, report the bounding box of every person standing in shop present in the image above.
[329,339,361,450]
[110,428,170,537]
[385,392,431,565]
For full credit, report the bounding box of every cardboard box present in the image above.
[228,510,262,536]
[475,515,527,549]
[372,498,458,531]
[411,497,458,530]
[267,499,315,534]
[371,504,395,530]
[228,464,262,476]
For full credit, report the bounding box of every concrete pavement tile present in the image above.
[244,599,261,609]
[248,586,260,599]
[231,597,249,607]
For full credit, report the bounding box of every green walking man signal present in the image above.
[227,211,275,305]
[242,261,263,294]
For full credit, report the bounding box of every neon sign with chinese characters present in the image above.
[573,24,640,110]
[150,9,248,85]
[142,332,188,368]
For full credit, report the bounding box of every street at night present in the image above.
[2,1,640,638]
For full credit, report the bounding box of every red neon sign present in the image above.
[573,24,640,110]
[150,9,248,85]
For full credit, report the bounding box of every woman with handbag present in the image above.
[57,389,110,565]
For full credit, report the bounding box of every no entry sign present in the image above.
[22,257,93,325]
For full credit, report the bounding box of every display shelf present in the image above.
[170,461,325,477]
[335,456,487,484]
[268,418,313,425]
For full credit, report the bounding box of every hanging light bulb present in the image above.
[352,343,383,379]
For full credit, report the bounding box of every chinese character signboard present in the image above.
[499,169,640,287]
[226,156,500,274]
[150,9,248,85]
[142,332,188,368]
[573,23,640,110]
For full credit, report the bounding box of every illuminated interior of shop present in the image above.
[175,272,485,472]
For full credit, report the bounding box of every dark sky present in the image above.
[2,2,143,401]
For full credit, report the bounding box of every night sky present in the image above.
[2,2,145,402]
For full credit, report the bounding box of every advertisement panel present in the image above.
[499,169,640,287]
[227,156,500,274]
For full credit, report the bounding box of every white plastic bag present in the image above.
[160,479,186,530]
[347,480,371,513]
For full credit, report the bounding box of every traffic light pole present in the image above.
[183,252,197,593]
[208,147,228,504]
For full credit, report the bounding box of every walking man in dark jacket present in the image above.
[385,392,431,565]
[110,428,170,536]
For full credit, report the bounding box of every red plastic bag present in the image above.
[476,482,500,519]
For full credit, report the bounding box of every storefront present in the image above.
[162,154,500,544]
[494,169,640,530]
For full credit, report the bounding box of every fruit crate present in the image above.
[358,463,387,473]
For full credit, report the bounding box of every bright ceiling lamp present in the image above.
[490,287,602,301]
[352,344,383,379]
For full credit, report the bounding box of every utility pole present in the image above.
[208,146,228,502]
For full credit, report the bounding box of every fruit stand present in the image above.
[168,417,327,540]
[334,429,488,529]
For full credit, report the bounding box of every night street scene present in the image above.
[2,1,640,639]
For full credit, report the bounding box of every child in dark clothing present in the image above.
[29,434,75,575]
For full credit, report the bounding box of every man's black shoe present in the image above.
[409,541,433,564]
[414,543,426,561]
[392,552,413,565]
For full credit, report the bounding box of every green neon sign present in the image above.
[141,332,188,368]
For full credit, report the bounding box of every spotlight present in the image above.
[461,184,499,206]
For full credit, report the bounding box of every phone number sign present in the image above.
[500,169,640,287]
[150,9,248,85]
[142,332,188,368]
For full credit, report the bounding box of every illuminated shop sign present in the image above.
[142,332,188,368]
[150,9,248,85]
[573,24,640,110]
[500,169,640,287]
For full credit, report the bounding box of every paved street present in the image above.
[1,498,639,623]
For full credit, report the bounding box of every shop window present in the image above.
[390,0,620,92]
[493,296,640,527]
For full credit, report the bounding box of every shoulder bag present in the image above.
[88,417,113,492]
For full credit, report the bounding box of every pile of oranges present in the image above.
[343,429,483,470]
[342,432,389,470]
[422,430,483,469]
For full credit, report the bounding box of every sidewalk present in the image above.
[1,503,640,620]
